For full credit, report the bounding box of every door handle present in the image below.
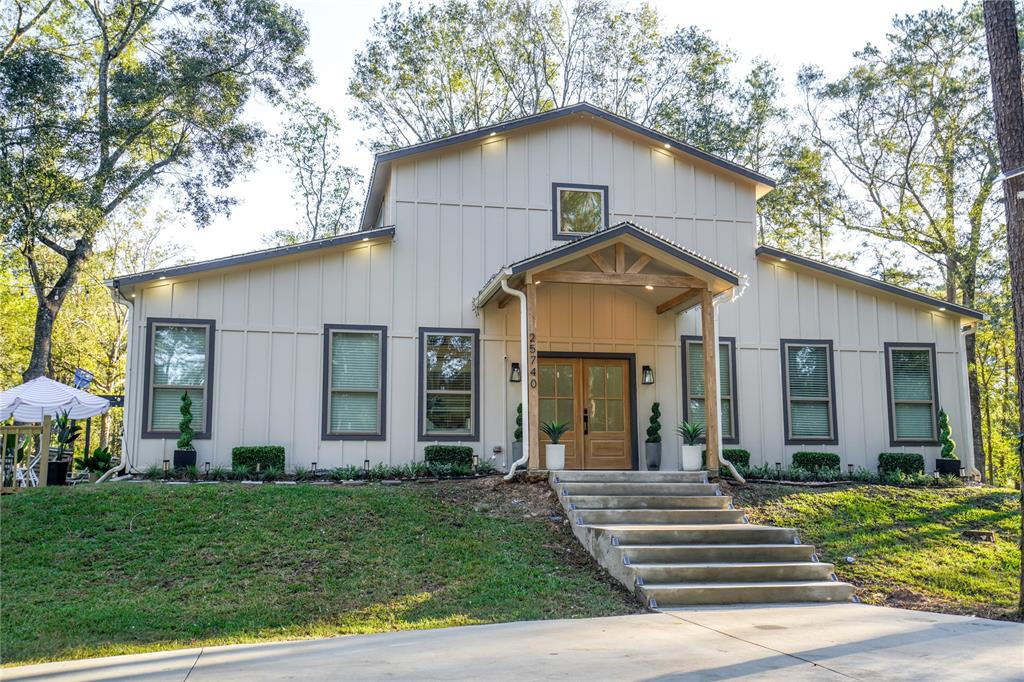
[583,408,589,435]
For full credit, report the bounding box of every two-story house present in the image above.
[111,103,983,476]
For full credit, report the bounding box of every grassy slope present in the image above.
[1,481,638,665]
[733,483,1021,620]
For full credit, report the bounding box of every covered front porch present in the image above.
[474,222,745,477]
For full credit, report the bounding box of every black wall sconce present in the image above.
[509,362,522,383]
[641,365,655,385]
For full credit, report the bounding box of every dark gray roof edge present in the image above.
[754,245,984,320]
[359,102,776,229]
[111,226,396,287]
[509,221,741,286]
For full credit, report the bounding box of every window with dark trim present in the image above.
[681,336,739,443]
[418,328,479,441]
[884,342,939,445]
[142,318,215,439]
[552,183,609,240]
[322,324,387,440]
[780,339,838,445]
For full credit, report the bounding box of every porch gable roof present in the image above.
[474,221,744,309]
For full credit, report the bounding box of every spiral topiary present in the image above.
[514,403,523,442]
[937,408,956,460]
[177,391,195,451]
[646,402,662,444]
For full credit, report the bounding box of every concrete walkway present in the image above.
[5,604,1021,681]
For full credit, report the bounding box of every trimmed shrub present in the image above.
[792,451,840,472]
[702,449,751,468]
[878,452,925,475]
[232,446,285,471]
[938,409,957,459]
[424,445,473,467]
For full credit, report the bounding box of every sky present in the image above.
[171,0,950,263]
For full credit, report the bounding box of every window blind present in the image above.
[424,332,474,434]
[329,331,381,433]
[786,344,832,439]
[890,348,935,440]
[685,341,734,438]
[150,325,208,432]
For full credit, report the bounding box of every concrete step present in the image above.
[640,580,855,606]
[558,482,720,497]
[631,561,837,583]
[594,524,799,545]
[619,544,817,564]
[565,495,732,510]
[574,509,746,525]
[552,471,707,484]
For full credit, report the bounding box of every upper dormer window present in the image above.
[553,183,608,239]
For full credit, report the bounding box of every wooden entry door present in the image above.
[538,357,632,470]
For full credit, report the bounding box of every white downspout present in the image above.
[958,323,980,479]
[711,283,746,484]
[97,285,134,483]
[502,278,529,480]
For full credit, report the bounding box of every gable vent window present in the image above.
[781,340,838,444]
[323,325,387,440]
[552,183,608,239]
[885,344,938,444]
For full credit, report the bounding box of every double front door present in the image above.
[538,357,632,470]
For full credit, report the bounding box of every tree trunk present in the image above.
[965,333,987,481]
[982,0,1024,617]
[23,302,57,381]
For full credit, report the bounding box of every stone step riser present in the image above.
[564,495,732,510]
[620,545,817,564]
[576,509,746,525]
[640,582,855,606]
[552,471,707,484]
[633,563,836,583]
[606,526,798,545]
[559,483,720,496]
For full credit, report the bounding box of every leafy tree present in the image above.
[800,4,1002,477]
[266,98,363,245]
[1,0,312,381]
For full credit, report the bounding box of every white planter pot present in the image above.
[545,444,566,470]
[679,444,703,471]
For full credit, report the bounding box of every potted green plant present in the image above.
[173,392,198,469]
[76,445,113,483]
[510,402,523,468]
[48,411,80,486]
[539,420,570,470]
[934,408,959,476]
[645,402,662,470]
[677,420,704,471]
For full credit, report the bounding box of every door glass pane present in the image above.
[590,399,606,432]
[606,399,624,431]
[790,401,830,438]
[539,398,556,424]
[605,366,623,397]
[556,364,573,396]
[539,364,555,395]
[557,398,574,426]
[588,365,605,398]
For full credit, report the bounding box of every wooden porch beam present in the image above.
[534,269,706,289]
[587,252,614,273]
[655,289,699,315]
[614,243,626,273]
[626,254,653,274]
[701,288,720,477]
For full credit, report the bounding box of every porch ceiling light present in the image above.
[641,365,654,385]
[509,362,522,383]
[779,257,787,262]
[644,285,654,291]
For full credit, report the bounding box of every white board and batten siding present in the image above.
[124,113,975,473]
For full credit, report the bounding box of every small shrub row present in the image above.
[142,458,498,482]
[423,445,474,467]
[743,463,962,488]
[878,452,925,475]
[701,449,751,468]
[791,451,841,472]
[231,446,285,470]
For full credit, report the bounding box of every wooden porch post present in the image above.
[525,282,541,470]
[700,289,720,477]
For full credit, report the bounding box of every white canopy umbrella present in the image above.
[0,376,110,422]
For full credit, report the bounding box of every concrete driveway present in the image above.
[4,604,1021,681]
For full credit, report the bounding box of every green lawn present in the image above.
[733,483,1021,620]
[1,481,639,666]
